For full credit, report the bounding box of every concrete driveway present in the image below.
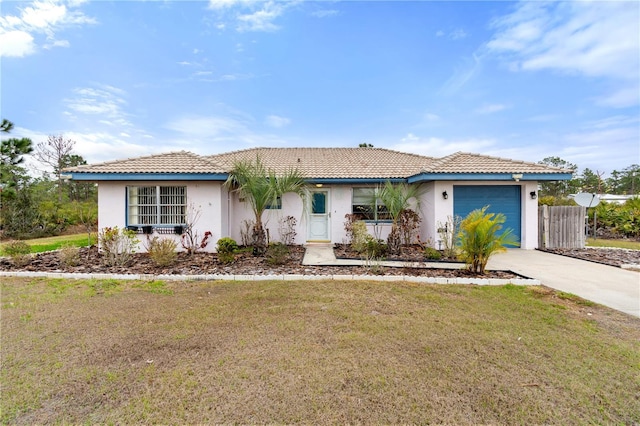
[487,250,640,318]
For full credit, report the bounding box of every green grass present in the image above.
[586,237,640,250]
[1,278,639,424]
[1,233,96,254]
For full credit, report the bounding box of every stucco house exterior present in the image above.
[66,147,572,252]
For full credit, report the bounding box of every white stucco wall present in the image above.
[97,181,224,253]
[98,180,540,251]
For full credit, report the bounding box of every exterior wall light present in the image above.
[442,191,448,200]
[315,183,323,188]
[530,191,537,200]
[512,173,523,182]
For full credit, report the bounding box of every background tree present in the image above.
[537,157,578,197]
[1,119,33,199]
[34,135,75,203]
[607,164,639,195]
[225,156,307,255]
[578,168,606,194]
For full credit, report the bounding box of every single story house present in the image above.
[66,147,572,251]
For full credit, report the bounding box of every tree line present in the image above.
[538,156,639,198]
[1,119,97,239]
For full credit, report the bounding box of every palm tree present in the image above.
[456,206,519,274]
[224,156,308,255]
[376,181,425,255]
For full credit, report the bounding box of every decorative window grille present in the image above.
[352,188,390,221]
[128,186,186,226]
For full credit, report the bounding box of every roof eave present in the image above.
[68,172,229,181]
[407,172,574,183]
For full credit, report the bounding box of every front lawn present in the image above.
[587,237,640,250]
[1,233,96,254]
[2,278,638,424]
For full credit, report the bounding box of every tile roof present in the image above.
[66,148,569,178]
[421,152,569,174]
[64,151,227,174]
[207,147,436,179]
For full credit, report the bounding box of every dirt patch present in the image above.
[540,247,640,268]
[0,245,520,279]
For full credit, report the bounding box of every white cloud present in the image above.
[449,29,467,40]
[64,85,132,127]
[392,133,496,158]
[424,113,440,122]
[206,0,295,33]
[237,3,284,32]
[0,30,35,57]
[487,1,639,107]
[311,9,338,18]
[435,30,444,37]
[208,0,240,9]
[265,115,291,128]
[475,104,508,114]
[0,0,96,57]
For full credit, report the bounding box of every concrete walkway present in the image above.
[487,250,640,318]
[303,245,640,318]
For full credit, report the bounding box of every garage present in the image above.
[453,185,521,247]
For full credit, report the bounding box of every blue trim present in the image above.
[70,172,228,181]
[407,172,573,183]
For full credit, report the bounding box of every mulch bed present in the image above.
[0,245,519,279]
[540,247,640,268]
[334,243,460,263]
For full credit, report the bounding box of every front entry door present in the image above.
[308,190,330,241]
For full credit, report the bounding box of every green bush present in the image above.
[351,221,369,253]
[266,242,290,265]
[457,206,519,275]
[362,235,387,259]
[147,236,178,267]
[592,198,640,237]
[2,240,31,266]
[99,226,139,267]
[216,237,239,264]
[423,246,442,260]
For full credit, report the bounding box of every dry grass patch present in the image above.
[2,277,639,424]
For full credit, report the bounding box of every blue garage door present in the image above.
[453,185,521,247]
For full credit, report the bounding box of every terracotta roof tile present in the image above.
[207,147,436,179]
[64,151,226,174]
[422,152,569,174]
[66,148,569,178]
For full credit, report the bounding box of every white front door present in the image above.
[308,189,330,241]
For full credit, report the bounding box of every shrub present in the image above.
[266,242,290,265]
[398,209,421,246]
[99,226,139,267]
[362,235,387,259]
[423,247,442,260]
[216,237,239,264]
[147,236,178,267]
[343,214,362,244]
[456,206,518,274]
[278,215,297,245]
[58,243,80,266]
[351,221,369,253]
[2,240,31,266]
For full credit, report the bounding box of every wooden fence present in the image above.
[538,205,586,249]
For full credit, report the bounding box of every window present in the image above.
[128,186,187,226]
[266,196,282,210]
[352,188,390,221]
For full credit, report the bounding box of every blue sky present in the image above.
[1,0,639,175]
